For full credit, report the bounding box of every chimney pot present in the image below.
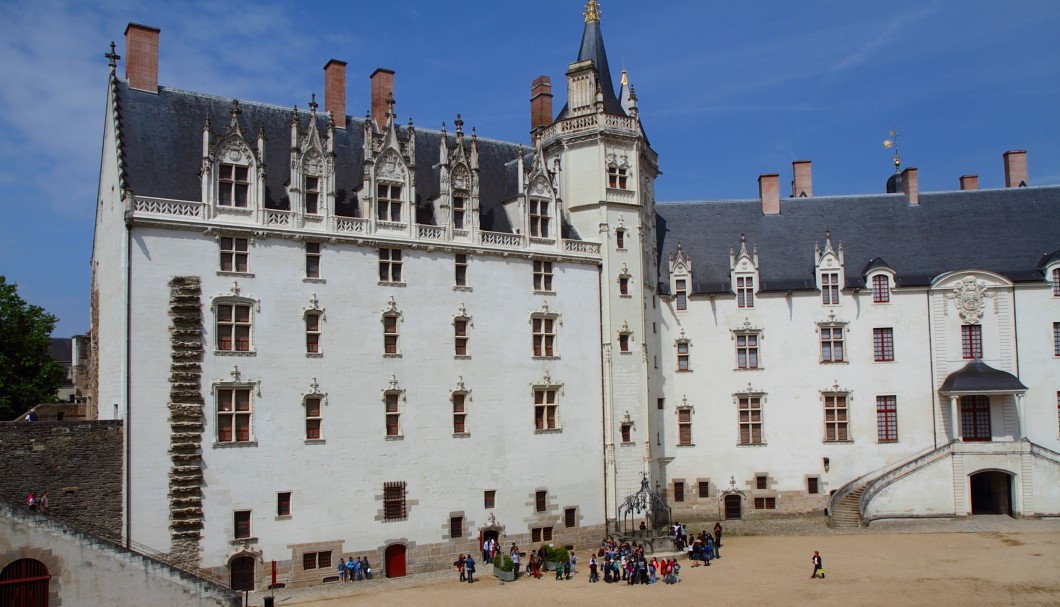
[959,175,979,191]
[370,68,395,132]
[530,75,554,134]
[324,60,347,129]
[901,167,919,205]
[1003,150,1028,187]
[791,160,813,198]
[124,23,160,93]
[759,174,780,215]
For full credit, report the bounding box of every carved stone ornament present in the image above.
[531,177,550,195]
[947,276,993,324]
[379,151,406,180]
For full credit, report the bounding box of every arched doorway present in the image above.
[724,494,742,520]
[0,559,51,607]
[229,556,255,591]
[384,544,407,578]
[970,470,1012,515]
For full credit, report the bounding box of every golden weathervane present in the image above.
[585,0,601,23]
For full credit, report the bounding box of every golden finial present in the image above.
[882,125,901,173]
[584,0,601,23]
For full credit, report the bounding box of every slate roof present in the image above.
[557,15,626,119]
[655,187,1060,294]
[116,82,537,233]
[939,360,1027,394]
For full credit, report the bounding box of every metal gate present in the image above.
[0,559,50,607]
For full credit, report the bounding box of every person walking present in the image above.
[811,550,825,579]
[464,554,476,584]
[455,554,466,582]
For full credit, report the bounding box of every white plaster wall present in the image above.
[1013,283,1060,451]
[864,456,955,517]
[1030,456,1060,515]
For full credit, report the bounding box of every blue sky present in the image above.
[1,0,1058,337]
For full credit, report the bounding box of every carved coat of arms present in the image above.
[947,277,992,324]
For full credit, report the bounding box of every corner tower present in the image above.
[535,1,662,527]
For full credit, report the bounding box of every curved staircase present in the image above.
[828,486,864,528]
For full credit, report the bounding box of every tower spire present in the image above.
[574,0,622,115]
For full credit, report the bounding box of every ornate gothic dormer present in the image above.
[437,115,481,236]
[520,142,562,246]
[202,99,265,220]
[815,231,846,304]
[288,95,336,226]
[730,235,760,308]
[361,94,416,228]
[669,243,692,308]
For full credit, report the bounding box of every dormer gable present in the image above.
[815,231,845,304]
[862,257,896,303]
[730,235,759,308]
[288,97,336,225]
[361,93,416,228]
[436,116,481,235]
[202,99,265,219]
[669,243,692,310]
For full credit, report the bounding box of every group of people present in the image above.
[336,556,372,582]
[26,491,50,514]
[589,554,683,585]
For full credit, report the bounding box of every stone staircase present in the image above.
[829,486,864,528]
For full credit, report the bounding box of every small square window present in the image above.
[756,475,767,490]
[754,497,776,510]
[564,507,577,528]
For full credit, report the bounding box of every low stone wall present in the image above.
[0,420,123,536]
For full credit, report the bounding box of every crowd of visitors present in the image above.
[335,556,372,582]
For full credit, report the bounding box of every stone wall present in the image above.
[0,420,123,537]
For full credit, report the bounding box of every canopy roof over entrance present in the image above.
[939,360,1027,395]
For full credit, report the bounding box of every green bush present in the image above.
[546,546,569,564]
[493,554,514,572]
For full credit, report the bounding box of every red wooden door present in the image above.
[0,559,50,607]
[385,544,407,578]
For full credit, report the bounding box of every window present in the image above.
[277,492,291,516]
[619,333,630,353]
[619,276,629,296]
[535,490,547,512]
[377,183,402,222]
[678,408,693,445]
[216,303,252,352]
[234,510,251,539]
[450,516,463,539]
[385,393,401,437]
[531,527,553,542]
[1054,322,1060,356]
[303,551,332,570]
[820,326,845,363]
[220,237,249,273]
[532,316,556,357]
[452,196,466,230]
[736,333,759,369]
[821,272,839,305]
[1052,268,1060,297]
[534,388,558,430]
[872,275,890,303]
[217,388,252,443]
[565,507,577,528]
[754,497,776,510]
[807,478,819,494]
[453,393,467,434]
[616,228,626,249]
[304,176,320,214]
[455,253,468,287]
[608,165,628,189]
[383,315,399,354]
[306,313,321,354]
[1056,392,1059,437]
[961,324,983,359]
[738,396,763,445]
[484,490,496,509]
[961,395,991,441]
[454,319,469,356]
[873,328,894,362]
[383,481,407,521]
[876,395,898,442]
[620,422,632,443]
[698,481,709,498]
[305,396,322,440]
[657,398,665,410]
[529,198,550,238]
[675,279,687,310]
[379,248,402,283]
[737,276,754,308]
[753,475,766,490]
[533,260,554,292]
[673,481,685,502]
[824,394,850,441]
[305,242,321,278]
[677,341,690,371]
[219,164,249,207]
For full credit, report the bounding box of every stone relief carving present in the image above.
[946,276,994,324]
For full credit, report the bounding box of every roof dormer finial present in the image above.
[584,0,601,23]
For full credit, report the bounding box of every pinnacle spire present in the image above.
[584,0,600,23]
[575,0,622,115]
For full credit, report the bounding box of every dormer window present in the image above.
[377,183,402,222]
[453,195,467,230]
[737,276,754,308]
[872,275,891,303]
[675,279,687,311]
[821,272,840,305]
[1052,268,1060,297]
[304,176,320,215]
[219,164,249,207]
[529,199,551,238]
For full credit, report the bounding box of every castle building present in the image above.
[91,3,1060,590]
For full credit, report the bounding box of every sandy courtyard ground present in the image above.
[282,528,1060,607]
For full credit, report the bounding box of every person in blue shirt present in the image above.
[464,554,476,584]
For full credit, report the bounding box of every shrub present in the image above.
[493,554,514,572]
[546,545,569,564]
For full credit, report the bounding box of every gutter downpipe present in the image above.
[124,191,133,549]
[926,288,938,449]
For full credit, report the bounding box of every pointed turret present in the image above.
[559,1,624,119]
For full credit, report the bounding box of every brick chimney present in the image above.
[759,174,780,215]
[370,68,395,132]
[1003,150,1027,187]
[959,175,979,191]
[530,76,553,133]
[125,23,160,93]
[901,167,919,205]
[324,60,347,129]
[791,160,812,198]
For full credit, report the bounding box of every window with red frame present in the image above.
[675,279,687,310]
[454,319,469,356]
[234,510,251,539]
[961,324,982,359]
[216,303,251,351]
[217,388,252,443]
[873,327,894,362]
[383,315,399,354]
[876,395,898,442]
[306,313,321,354]
[452,393,467,434]
[385,393,401,437]
[305,397,322,440]
[872,275,890,303]
[737,276,754,308]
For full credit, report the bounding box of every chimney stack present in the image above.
[959,175,979,191]
[124,23,160,93]
[791,160,813,198]
[759,174,780,215]
[901,167,919,205]
[1003,150,1027,187]
[324,60,347,129]
[370,68,395,132]
[530,76,554,133]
